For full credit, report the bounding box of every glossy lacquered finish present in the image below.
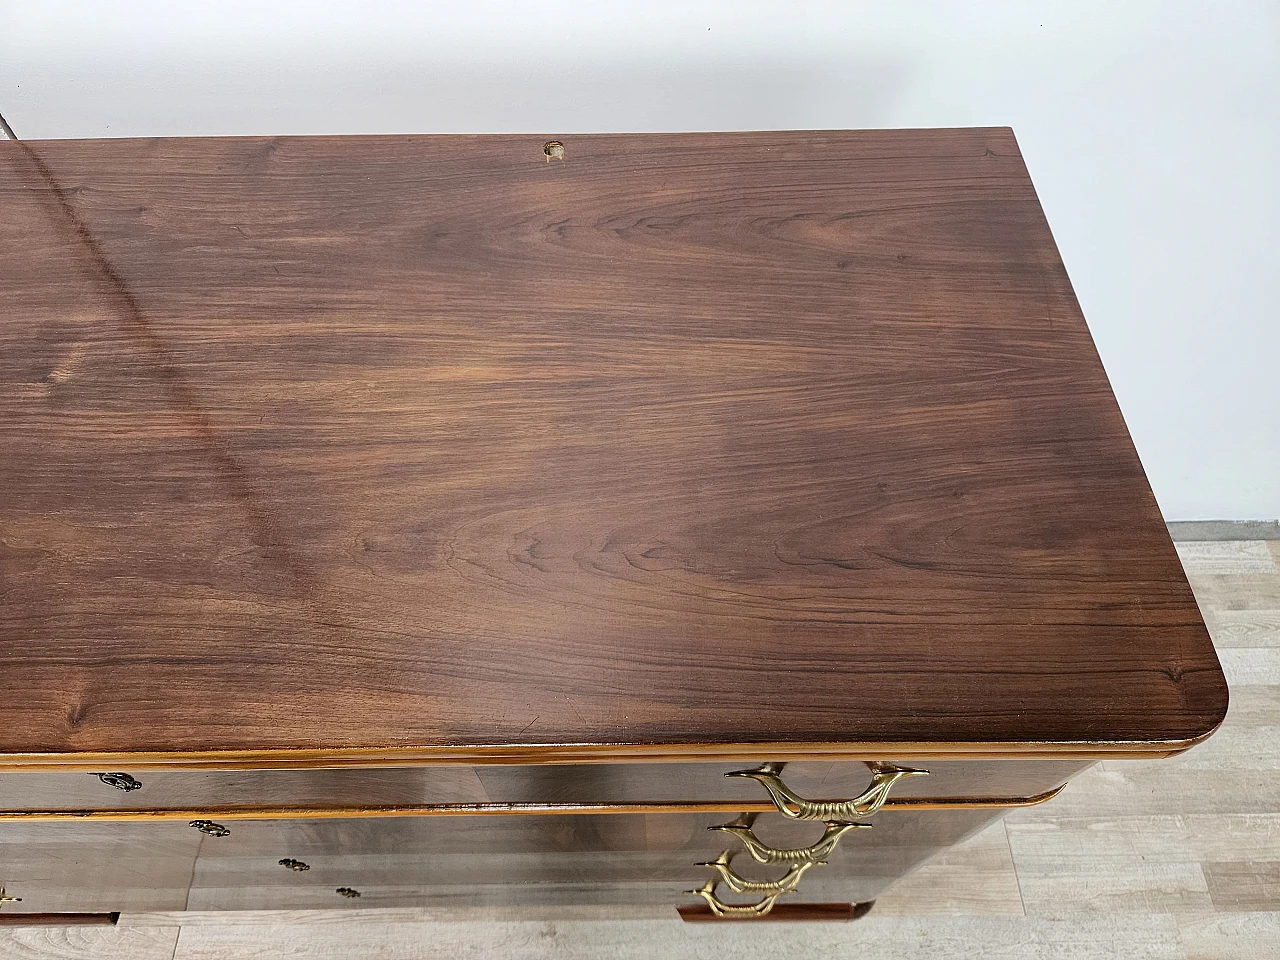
[0,822,200,913]
[188,806,1001,910]
[678,902,864,922]
[0,129,1225,768]
[0,806,1001,914]
[0,129,1228,923]
[0,759,1089,813]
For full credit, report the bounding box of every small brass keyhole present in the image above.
[91,772,142,792]
[190,819,231,837]
[543,140,565,162]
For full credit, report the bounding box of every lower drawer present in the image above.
[188,808,1001,910]
[0,806,1004,914]
[0,822,199,913]
[185,877,898,911]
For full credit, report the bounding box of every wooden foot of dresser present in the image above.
[0,913,120,927]
[679,901,873,922]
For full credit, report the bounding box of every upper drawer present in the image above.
[0,757,1089,813]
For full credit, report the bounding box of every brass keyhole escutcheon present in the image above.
[279,858,311,872]
[190,819,231,837]
[91,772,142,792]
[543,140,565,162]
[336,887,362,898]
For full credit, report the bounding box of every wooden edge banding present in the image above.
[0,913,120,926]
[0,736,1208,771]
[0,785,1064,822]
[678,902,863,922]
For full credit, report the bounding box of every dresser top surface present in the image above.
[0,129,1225,767]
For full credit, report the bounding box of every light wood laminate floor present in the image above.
[3,532,1277,959]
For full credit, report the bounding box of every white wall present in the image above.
[2,1,1276,519]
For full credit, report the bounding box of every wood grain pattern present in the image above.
[1202,861,1280,912]
[0,924,178,960]
[1177,913,1280,960]
[0,129,1224,765]
[164,915,1192,960]
[0,534,1256,956]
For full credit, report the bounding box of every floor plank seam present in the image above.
[1004,820,1030,918]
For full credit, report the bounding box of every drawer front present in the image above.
[0,822,199,914]
[473,758,1090,806]
[0,766,492,812]
[0,758,1089,813]
[0,806,1003,914]
[185,807,1002,911]
[185,876,898,911]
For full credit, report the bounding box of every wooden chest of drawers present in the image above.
[0,128,1226,921]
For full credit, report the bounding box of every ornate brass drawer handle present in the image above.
[686,879,783,918]
[697,850,817,894]
[726,761,929,820]
[710,812,868,864]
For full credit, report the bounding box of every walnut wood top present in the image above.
[0,129,1226,766]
